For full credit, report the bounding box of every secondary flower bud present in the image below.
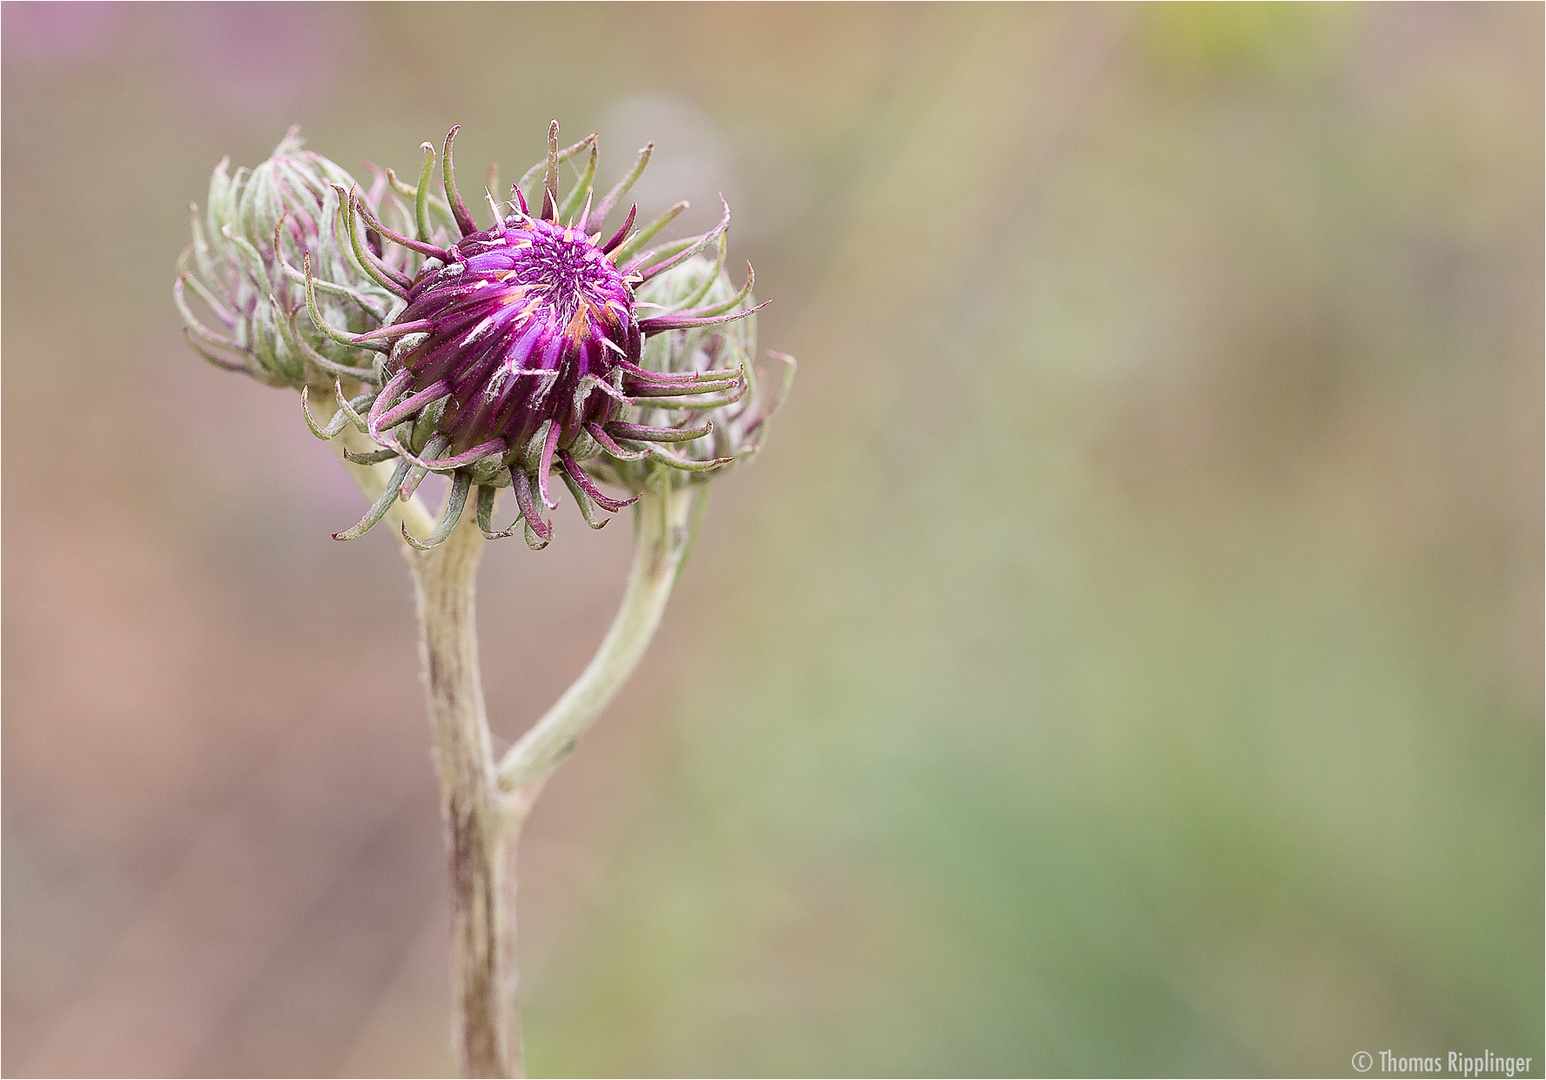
[591,253,794,496]
[174,128,423,389]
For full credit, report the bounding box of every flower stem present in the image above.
[321,391,513,1073]
[404,508,520,1078]
[329,406,704,1077]
[497,481,708,814]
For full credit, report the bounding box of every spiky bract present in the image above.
[591,255,795,496]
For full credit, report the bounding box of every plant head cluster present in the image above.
[177,123,792,549]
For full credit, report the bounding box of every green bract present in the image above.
[592,252,794,496]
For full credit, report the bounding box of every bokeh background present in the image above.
[3,3,1541,1076]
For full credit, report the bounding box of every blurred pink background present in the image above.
[4,4,1541,1076]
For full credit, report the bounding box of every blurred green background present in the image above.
[3,3,1540,1076]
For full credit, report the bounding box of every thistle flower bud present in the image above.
[305,123,775,551]
[175,128,438,389]
[590,253,794,496]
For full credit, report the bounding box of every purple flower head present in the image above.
[307,122,768,550]
[394,214,639,467]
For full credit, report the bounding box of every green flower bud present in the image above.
[174,127,431,390]
[590,252,794,496]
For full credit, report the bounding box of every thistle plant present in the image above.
[176,123,791,1078]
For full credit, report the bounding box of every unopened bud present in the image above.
[590,253,794,496]
[174,127,425,389]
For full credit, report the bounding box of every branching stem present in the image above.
[326,404,703,1079]
[496,481,708,818]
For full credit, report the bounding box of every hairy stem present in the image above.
[497,481,708,813]
[320,391,512,1074]
[404,507,521,1078]
[325,402,703,1076]
[326,401,519,1076]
